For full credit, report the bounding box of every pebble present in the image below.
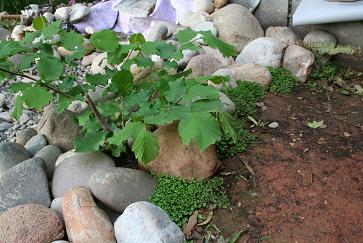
[268,122,279,129]
[0,122,12,132]
[15,127,37,146]
[24,134,48,156]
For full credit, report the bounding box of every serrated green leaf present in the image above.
[108,121,145,145]
[32,16,47,30]
[132,130,159,164]
[97,101,120,117]
[22,85,53,110]
[218,111,237,142]
[16,53,36,71]
[177,28,198,43]
[129,33,145,44]
[22,31,41,45]
[57,96,71,113]
[178,112,221,151]
[74,131,106,152]
[37,55,64,81]
[60,30,84,52]
[12,95,23,120]
[111,69,134,96]
[186,84,219,102]
[191,100,222,112]
[90,29,119,52]
[202,31,237,57]
[42,20,61,39]
[8,82,32,93]
[0,41,27,57]
[166,78,186,103]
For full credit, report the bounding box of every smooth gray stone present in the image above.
[25,134,47,156]
[0,27,10,40]
[34,145,62,180]
[0,142,31,174]
[0,158,51,213]
[50,197,64,223]
[89,167,156,213]
[254,0,289,29]
[0,122,12,132]
[114,201,185,243]
[51,152,116,198]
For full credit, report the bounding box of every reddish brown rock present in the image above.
[0,204,64,243]
[139,123,220,180]
[62,187,116,243]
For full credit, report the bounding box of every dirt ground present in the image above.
[210,81,363,243]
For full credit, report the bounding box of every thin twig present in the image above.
[85,94,113,133]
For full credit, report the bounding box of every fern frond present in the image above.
[305,42,362,56]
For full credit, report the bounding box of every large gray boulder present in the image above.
[51,151,116,198]
[114,201,185,243]
[89,168,157,213]
[211,4,264,52]
[37,103,82,151]
[254,0,289,29]
[0,158,51,213]
[0,142,31,174]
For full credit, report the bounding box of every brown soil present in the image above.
[210,82,363,243]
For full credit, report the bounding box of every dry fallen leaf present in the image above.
[183,211,198,239]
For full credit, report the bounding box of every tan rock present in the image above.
[265,26,301,48]
[214,0,229,9]
[211,4,263,52]
[62,187,116,243]
[229,63,272,87]
[0,204,64,243]
[282,45,315,83]
[139,123,220,180]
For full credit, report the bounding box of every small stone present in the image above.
[15,127,37,146]
[54,7,70,21]
[265,26,301,48]
[114,201,185,243]
[89,167,157,213]
[214,0,229,9]
[282,45,315,82]
[52,151,115,198]
[228,63,272,87]
[24,134,48,156]
[51,197,64,222]
[11,25,25,41]
[63,187,116,243]
[0,27,10,40]
[0,112,11,122]
[81,52,99,66]
[219,92,236,114]
[0,122,12,132]
[146,23,169,41]
[268,122,279,129]
[0,93,5,107]
[193,0,215,14]
[69,4,91,22]
[0,204,64,242]
[34,145,62,180]
[0,142,30,174]
[43,12,55,22]
[0,158,51,213]
[236,37,284,68]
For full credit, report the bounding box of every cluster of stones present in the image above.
[0,0,342,242]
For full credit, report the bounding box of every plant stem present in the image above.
[85,94,113,133]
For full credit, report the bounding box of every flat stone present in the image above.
[51,151,115,198]
[114,201,185,243]
[15,127,37,146]
[89,167,157,213]
[113,0,157,17]
[0,158,51,213]
[63,187,116,243]
[24,134,47,156]
[0,142,31,174]
[34,145,62,180]
[0,204,64,242]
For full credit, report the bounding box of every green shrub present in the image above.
[224,81,266,118]
[268,67,297,94]
[150,175,229,227]
[310,62,340,81]
[216,81,264,158]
